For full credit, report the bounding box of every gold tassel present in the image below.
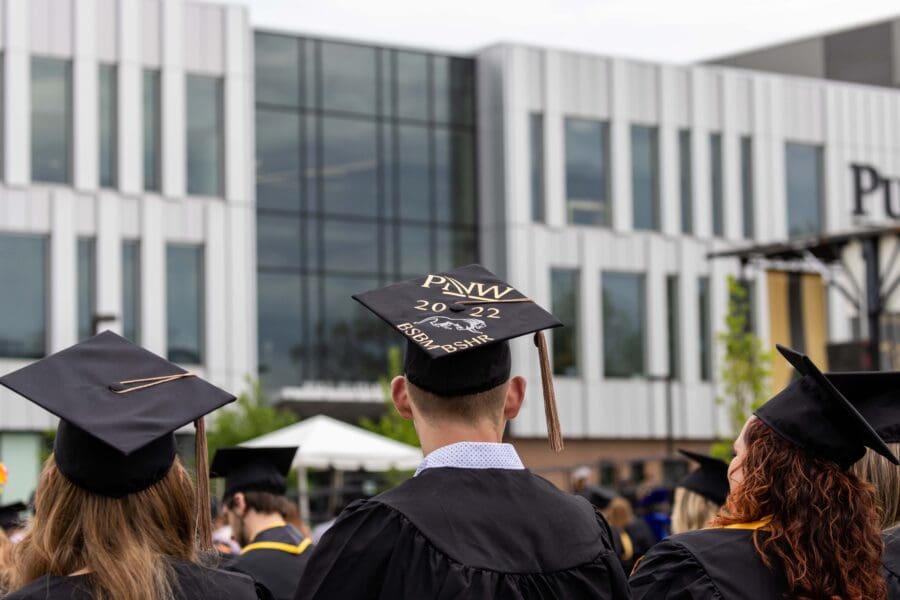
[193,417,213,553]
[534,331,564,452]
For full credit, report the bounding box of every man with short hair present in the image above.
[212,447,311,600]
[294,265,630,599]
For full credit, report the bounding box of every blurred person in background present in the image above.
[604,496,656,574]
[630,346,895,599]
[670,450,729,534]
[0,332,263,600]
[0,502,28,544]
[212,447,311,600]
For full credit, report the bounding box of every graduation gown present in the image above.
[225,524,312,600]
[3,560,263,600]
[629,524,789,599]
[294,467,631,600]
[884,527,900,599]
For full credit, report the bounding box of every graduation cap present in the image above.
[0,331,236,548]
[577,485,618,510]
[753,345,898,470]
[353,264,565,451]
[819,370,900,445]
[0,502,26,530]
[677,449,729,505]
[210,446,298,499]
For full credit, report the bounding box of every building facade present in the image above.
[3,0,900,499]
[0,0,255,502]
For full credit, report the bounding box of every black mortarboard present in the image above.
[578,485,618,510]
[0,331,236,498]
[823,370,900,444]
[754,345,898,469]
[677,449,730,505]
[0,502,26,530]
[210,447,298,499]
[353,264,565,450]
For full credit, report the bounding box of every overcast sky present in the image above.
[221,0,900,63]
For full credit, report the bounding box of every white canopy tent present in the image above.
[241,415,422,521]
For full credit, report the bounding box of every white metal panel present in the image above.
[75,193,96,235]
[49,188,77,352]
[119,195,140,237]
[95,192,123,334]
[5,0,28,184]
[161,0,185,196]
[610,58,632,232]
[141,0,161,67]
[626,61,658,124]
[72,0,98,191]
[559,52,609,118]
[96,0,118,62]
[223,4,249,205]
[671,68,691,127]
[140,194,165,356]
[704,71,723,131]
[524,47,543,111]
[118,0,142,194]
[184,3,224,75]
[0,188,51,232]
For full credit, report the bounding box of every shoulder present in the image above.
[883,528,900,578]
[629,535,723,599]
[4,575,93,600]
[172,561,261,600]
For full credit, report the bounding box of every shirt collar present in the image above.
[414,442,525,476]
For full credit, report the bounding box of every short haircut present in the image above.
[406,379,508,425]
[225,490,291,518]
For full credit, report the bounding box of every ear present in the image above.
[503,376,526,420]
[391,376,414,420]
[232,492,247,515]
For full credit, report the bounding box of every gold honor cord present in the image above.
[449,296,565,452]
[111,373,196,394]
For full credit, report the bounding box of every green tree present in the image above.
[206,376,299,459]
[711,276,773,461]
[359,345,420,448]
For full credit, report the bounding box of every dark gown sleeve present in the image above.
[293,500,402,600]
[629,538,724,600]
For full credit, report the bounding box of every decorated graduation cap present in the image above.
[0,331,236,548]
[754,345,898,469]
[677,449,730,505]
[211,446,298,499]
[822,370,900,444]
[0,501,26,530]
[353,264,565,451]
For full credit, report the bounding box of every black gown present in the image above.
[629,526,789,599]
[3,560,262,599]
[294,468,631,600]
[225,524,312,600]
[884,527,900,599]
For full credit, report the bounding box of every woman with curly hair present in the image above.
[630,345,897,599]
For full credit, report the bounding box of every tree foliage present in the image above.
[206,376,299,459]
[711,276,773,461]
[359,345,420,448]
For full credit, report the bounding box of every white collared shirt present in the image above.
[414,441,525,476]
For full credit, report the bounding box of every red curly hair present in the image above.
[712,417,886,600]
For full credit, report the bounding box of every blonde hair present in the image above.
[603,496,633,529]
[671,486,720,534]
[407,380,508,425]
[851,443,900,530]
[10,455,197,600]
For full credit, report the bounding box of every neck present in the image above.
[242,511,286,543]
[417,419,505,456]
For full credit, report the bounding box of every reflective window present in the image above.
[122,240,140,343]
[0,235,46,358]
[396,52,429,121]
[258,272,303,387]
[321,41,377,116]
[322,219,379,274]
[321,116,378,217]
[32,57,71,183]
[551,269,579,376]
[785,143,824,238]
[186,75,223,196]
[530,113,544,222]
[258,214,301,269]
[433,56,474,125]
[166,245,204,364]
[631,125,659,231]
[77,238,96,341]
[602,272,645,377]
[434,128,475,225]
[256,109,301,211]
[397,124,430,221]
[399,224,431,278]
[698,276,712,381]
[666,275,680,379]
[99,65,117,188]
[710,133,724,237]
[255,33,300,108]
[565,118,610,226]
[143,70,161,192]
[435,227,477,270]
[741,136,754,239]
[679,129,692,234]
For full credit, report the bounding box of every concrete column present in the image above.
[118,0,142,193]
[72,0,98,191]
[5,0,30,184]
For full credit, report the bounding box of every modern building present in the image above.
[0,0,255,502]
[2,0,900,499]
